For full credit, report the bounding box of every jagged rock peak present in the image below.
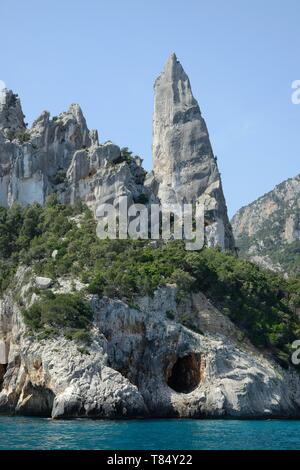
[0,88,26,134]
[152,54,214,200]
[155,52,197,108]
[152,54,234,250]
[0,89,147,210]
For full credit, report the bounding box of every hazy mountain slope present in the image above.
[231,174,300,274]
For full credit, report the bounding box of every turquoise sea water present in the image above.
[0,417,300,450]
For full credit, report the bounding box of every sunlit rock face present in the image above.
[66,143,150,210]
[0,92,94,207]
[0,89,25,135]
[0,89,149,211]
[1,272,300,419]
[0,57,234,251]
[152,54,234,250]
[232,174,300,274]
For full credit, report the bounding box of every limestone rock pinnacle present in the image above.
[152,54,234,250]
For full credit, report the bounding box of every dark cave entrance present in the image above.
[0,363,7,390]
[167,353,205,394]
[17,382,55,417]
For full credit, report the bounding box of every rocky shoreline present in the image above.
[1,54,300,420]
[1,268,300,420]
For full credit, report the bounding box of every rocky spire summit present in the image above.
[0,89,26,135]
[152,54,234,250]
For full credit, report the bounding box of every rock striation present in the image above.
[151,54,234,250]
[1,56,300,420]
[0,89,148,210]
[232,174,300,274]
[0,56,234,250]
[0,269,300,419]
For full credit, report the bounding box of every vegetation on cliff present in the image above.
[23,292,92,343]
[0,198,300,366]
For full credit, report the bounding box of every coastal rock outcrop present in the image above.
[5,57,296,420]
[66,144,150,209]
[0,269,300,419]
[151,54,234,250]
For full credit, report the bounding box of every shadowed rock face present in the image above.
[166,353,205,394]
[152,54,234,250]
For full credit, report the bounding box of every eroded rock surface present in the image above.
[0,89,148,211]
[151,54,234,250]
[0,56,234,251]
[232,174,300,273]
[0,270,300,419]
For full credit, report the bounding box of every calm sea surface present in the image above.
[0,417,300,450]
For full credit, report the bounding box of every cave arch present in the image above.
[167,353,205,394]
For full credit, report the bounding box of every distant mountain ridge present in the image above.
[231,174,300,274]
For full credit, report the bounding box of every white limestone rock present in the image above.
[1,270,300,419]
[0,89,25,135]
[232,174,300,273]
[35,277,52,290]
[0,340,9,364]
[1,66,234,254]
[152,54,234,250]
[67,146,150,210]
[0,90,150,212]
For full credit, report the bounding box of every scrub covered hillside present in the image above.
[1,196,300,369]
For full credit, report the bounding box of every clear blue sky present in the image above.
[1,0,299,217]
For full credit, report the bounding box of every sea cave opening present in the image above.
[167,353,204,394]
[0,363,7,390]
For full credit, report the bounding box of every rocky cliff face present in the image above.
[0,55,234,250]
[150,54,234,250]
[4,56,294,420]
[232,174,300,274]
[1,268,300,419]
[0,90,148,211]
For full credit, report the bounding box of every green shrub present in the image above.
[1,199,300,367]
[18,131,31,144]
[168,268,195,300]
[113,147,139,165]
[51,169,67,185]
[23,293,93,343]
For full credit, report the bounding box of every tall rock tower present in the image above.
[152,53,234,250]
[0,89,26,136]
